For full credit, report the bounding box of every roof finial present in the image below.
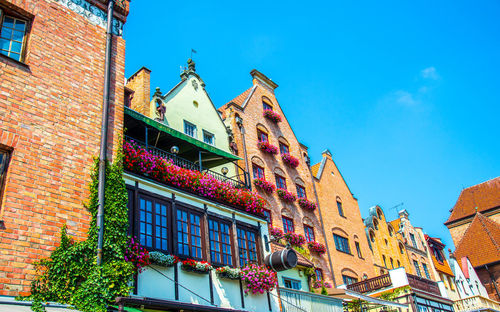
[187,58,195,71]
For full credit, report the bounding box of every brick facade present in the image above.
[0,0,128,296]
[219,70,333,287]
[311,151,376,286]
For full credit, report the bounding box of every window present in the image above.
[177,207,203,259]
[263,101,273,111]
[262,209,272,225]
[315,269,323,281]
[373,219,379,230]
[252,164,264,179]
[203,130,214,145]
[422,263,431,279]
[414,260,422,277]
[283,277,301,290]
[390,258,394,269]
[275,174,287,190]
[333,234,351,254]
[342,275,357,285]
[448,276,455,290]
[397,260,401,267]
[257,130,268,143]
[296,184,306,199]
[399,244,405,254]
[0,11,28,62]
[138,196,170,252]
[184,121,197,138]
[0,148,11,210]
[304,225,315,242]
[410,233,418,248]
[383,255,387,268]
[370,232,375,243]
[337,200,344,217]
[388,226,394,237]
[355,242,362,258]
[434,247,444,262]
[279,142,289,155]
[208,218,233,266]
[237,227,258,267]
[282,216,294,233]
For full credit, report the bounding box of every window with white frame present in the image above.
[0,9,28,62]
[183,121,197,138]
[203,130,214,145]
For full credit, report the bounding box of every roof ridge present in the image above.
[476,213,500,252]
[462,176,500,191]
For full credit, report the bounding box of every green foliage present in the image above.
[22,154,133,312]
[321,285,328,295]
[345,299,367,312]
[292,245,312,260]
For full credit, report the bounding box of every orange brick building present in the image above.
[219,70,333,289]
[311,150,376,286]
[445,177,500,301]
[0,0,129,296]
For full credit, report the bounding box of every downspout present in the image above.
[485,264,500,300]
[307,159,337,287]
[96,0,115,266]
[238,123,250,190]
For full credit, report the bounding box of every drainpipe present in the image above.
[237,119,250,190]
[307,159,337,287]
[96,0,115,266]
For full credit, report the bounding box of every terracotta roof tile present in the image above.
[225,87,253,108]
[445,177,500,224]
[311,162,321,178]
[454,213,500,268]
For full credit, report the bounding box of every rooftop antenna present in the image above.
[389,202,404,217]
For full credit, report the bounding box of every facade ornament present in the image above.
[192,79,198,91]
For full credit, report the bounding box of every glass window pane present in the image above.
[0,38,10,50]
[14,19,26,31]
[0,28,12,40]
[3,17,14,29]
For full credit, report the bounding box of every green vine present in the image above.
[19,153,134,312]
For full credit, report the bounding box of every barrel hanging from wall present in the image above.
[265,248,298,272]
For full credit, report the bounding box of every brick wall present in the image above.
[477,265,500,302]
[126,67,151,116]
[0,0,128,296]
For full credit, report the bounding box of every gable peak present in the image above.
[250,69,278,91]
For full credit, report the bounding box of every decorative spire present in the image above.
[187,58,196,71]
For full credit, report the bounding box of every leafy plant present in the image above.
[216,266,241,279]
[281,153,299,168]
[263,109,282,122]
[257,141,279,155]
[253,178,276,193]
[277,189,297,202]
[181,259,213,274]
[149,251,180,267]
[284,232,306,247]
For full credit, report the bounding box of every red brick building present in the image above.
[0,0,129,296]
[445,177,500,301]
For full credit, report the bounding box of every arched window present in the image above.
[388,225,394,237]
[262,97,273,111]
[399,243,405,254]
[373,218,379,230]
[383,255,387,268]
[369,230,376,243]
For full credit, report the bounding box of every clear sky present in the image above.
[123,1,500,249]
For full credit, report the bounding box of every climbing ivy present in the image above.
[19,152,134,312]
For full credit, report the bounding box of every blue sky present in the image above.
[123,1,500,249]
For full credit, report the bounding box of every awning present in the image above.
[328,288,409,309]
[124,107,240,164]
[115,296,247,312]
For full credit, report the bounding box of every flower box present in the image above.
[284,232,306,247]
[149,251,180,267]
[253,178,276,194]
[312,280,332,289]
[269,226,284,240]
[263,110,282,123]
[124,141,266,216]
[257,141,278,155]
[281,153,299,168]
[181,259,213,274]
[216,266,241,280]
[277,189,297,203]
[298,198,317,211]
[125,237,150,272]
[307,241,326,254]
[241,264,278,294]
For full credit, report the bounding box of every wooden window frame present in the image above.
[257,129,268,143]
[0,6,31,63]
[282,216,294,234]
[304,224,315,242]
[0,147,11,212]
[236,224,260,267]
[176,204,205,260]
[342,275,357,286]
[414,260,422,277]
[315,268,323,281]
[275,174,287,190]
[252,164,265,179]
[337,200,344,217]
[296,184,306,199]
[279,142,289,155]
[333,233,351,254]
[355,241,362,258]
[208,217,234,266]
[262,209,272,225]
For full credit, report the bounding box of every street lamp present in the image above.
[170,146,179,154]
[221,167,229,176]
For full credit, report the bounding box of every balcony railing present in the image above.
[125,136,250,190]
[453,295,500,312]
[407,274,440,296]
[278,287,343,312]
[347,274,392,293]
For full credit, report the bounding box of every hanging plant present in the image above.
[241,264,278,295]
[263,109,282,123]
[298,198,317,211]
[216,266,242,280]
[281,153,299,168]
[257,141,278,155]
[277,189,297,203]
[269,226,284,240]
[124,237,150,272]
[181,259,213,274]
[149,251,180,267]
[307,241,326,254]
[253,178,276,194]
[284,232,306,247]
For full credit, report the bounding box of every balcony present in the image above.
[347,274,392,293]
[407,273,440,296]
[453,295,500,312]
[278,287,343,312]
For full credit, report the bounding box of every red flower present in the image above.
[281,153,299,168]
[298,198,317,211]
[263,110,282,123]
[257,141,278,155]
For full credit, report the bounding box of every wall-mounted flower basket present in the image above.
[298,198,317,211]
[281,153,299,168]
[263,109,282,123]
[241,264,278,294]
[253,178,276,194]
[269,226,284,240]
[216,266,242,280]
[125,237,150,272]
[277,189,297,203]
[181,259,213,274]
[307,241,326,254]
[257,141,278,155]
[312,280,332,289]
[284,232,306,247]
[123,141,266,216]
[149,251,180,267]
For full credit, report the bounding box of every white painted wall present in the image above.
[449,257,489,299]
[277,268,310,292]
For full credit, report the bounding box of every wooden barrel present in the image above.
[264,248,298,271]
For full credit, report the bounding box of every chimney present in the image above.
[126,67,152,116]
[250,69,278,92]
